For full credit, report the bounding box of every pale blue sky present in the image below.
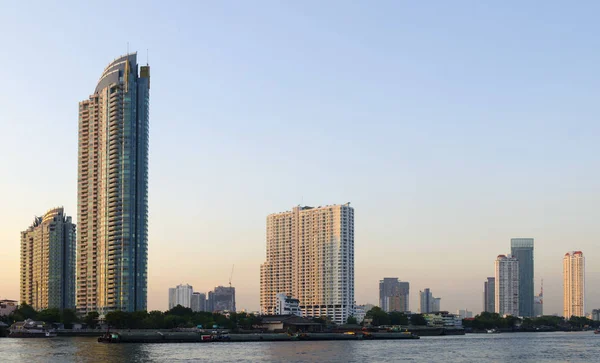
[1,1,599,315]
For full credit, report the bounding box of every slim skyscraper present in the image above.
[563,251,585,318]
[191,292,207,312]
[511,238,534,317]
[260,204,354,324]
[379,278,410,312]
[20,208,76,311]
[495,255,519,316]
[484,277,495,313]
[77,53,150,315]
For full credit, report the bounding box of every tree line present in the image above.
[363,307,427,326]
[462,312,600,331]
[0,303,259,330]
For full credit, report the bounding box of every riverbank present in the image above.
[97,331,420,343]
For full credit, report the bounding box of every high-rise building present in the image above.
[77,53,150,315]
[419,288,440,313]
[495,255,519,316]
[260,204,354,325]
[20,208,76,311]
[168,284,193,309]
[208,286,236,312]
[191,292,207,312]
[379,278,410,312]
[511,238,534,317]
[484,277,495,313]
[563,251,585,318]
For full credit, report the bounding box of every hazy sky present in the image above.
[1,1,599,315]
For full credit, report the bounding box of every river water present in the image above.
[0,332,598,362]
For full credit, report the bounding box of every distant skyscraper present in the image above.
[20,208,76,311]
[77,53,150,315]
[457,309,473,319]
[379,278,409,312]
[260,204,354,325]
[511,238,534,317]
[419,288,440,313]
[495,255,519,316]
[563,251,585,318]
[191,292,206,312]
[534,280,543,317]
[484,277,495,313]
[208,286,236,312]
[168,284,193,309]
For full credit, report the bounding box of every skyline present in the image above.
[1,1,600,315]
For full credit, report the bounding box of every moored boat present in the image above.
[9,319,57,338]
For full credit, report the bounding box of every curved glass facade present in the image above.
[77,53,149,314]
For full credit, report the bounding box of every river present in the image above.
[0,332,598,362]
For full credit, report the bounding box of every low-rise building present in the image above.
[259,315,323,333]
[424,312,462,328]
[353,305,367,323]
[275,293,301,316]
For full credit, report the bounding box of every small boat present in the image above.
[593,330,600,335]
[486,329,500,334]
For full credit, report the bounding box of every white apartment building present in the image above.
[275,293,302,316]
[563,251,585,318]
[260,204,354,325]
[495,255,519,316]
[168,284,193,309]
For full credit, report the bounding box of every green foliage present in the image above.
[346,316,358,325]
[365,307,390,326]
[83,312,100,329]
[11,303,37,321]
[389,312,409,325]
[409,314,427,326]
[60,309,79,328]
[37,308,61,323]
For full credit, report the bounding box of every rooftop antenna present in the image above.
[146,48,149,65]
[127,41,129,55]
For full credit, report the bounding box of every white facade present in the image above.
[353,305,367,323]
[563,251,585,318]
[260,204,355,325]
[275,293,302,316]
[424,313,462,328]
[168,284,193,309]
[495,255,519,316]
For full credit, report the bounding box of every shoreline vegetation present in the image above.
[2,305,597,337]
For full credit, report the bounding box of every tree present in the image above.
[346,316,358,325]
[410,314,427,326]
[83,312,99,329]
[37,309,61,323]
[389,312,409,325]
[61,309,79,328]
[365,307,390,326]
[11,303,37,321]
[105,310,131,329]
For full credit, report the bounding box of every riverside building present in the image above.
[168,284,193,309]
[511,238,534,317]
[77,53,150,315]
[495,255,519,316]
[484,277,495,313]
[379,278,410,312]
[563,251,585,318]
[260,204,355,325]
[419,288,441,313]
[20,208,76,311]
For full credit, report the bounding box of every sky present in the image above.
[1,0,599,315]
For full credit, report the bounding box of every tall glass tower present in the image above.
[77,53,149,315]
[511,238,534,317]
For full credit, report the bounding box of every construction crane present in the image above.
[229,264,235,289]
